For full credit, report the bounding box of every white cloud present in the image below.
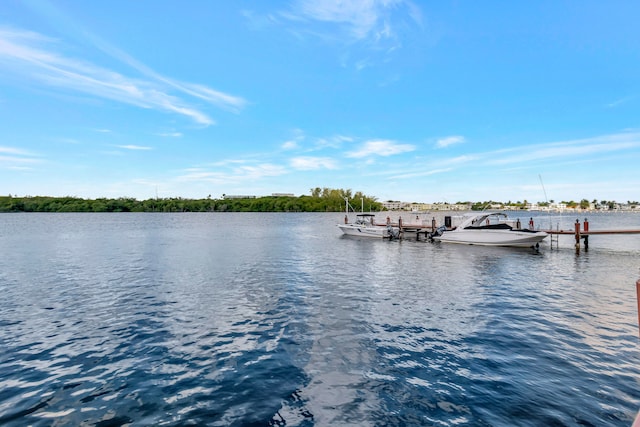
[0,146,41,169]
[315,134,353,149]
[606,96,634,109]
[282,140,298,150]
[436,135,465,148]
[0,146,33,156]
[117,145,152,150]
[177,169,229,183]
[0,155,40,164]
[177,162,288,185]
[345,139,415,158]
[237,164,287,178]
[290,156,337,170]
[157,132,183,138]
[395,131,640,183]
[390,167,452,179]
[286,0,418,43]
[0,26,247,126]
[487,132,640,166]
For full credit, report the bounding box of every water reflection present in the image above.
[0,213,639,426]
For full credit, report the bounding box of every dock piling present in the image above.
[637,279,640,339]
[583,218,589,250]
[545,219,640,250]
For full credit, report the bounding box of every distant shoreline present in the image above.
[1,195,637,214]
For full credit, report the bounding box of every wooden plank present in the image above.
[545,229,640,235]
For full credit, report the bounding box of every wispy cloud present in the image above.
[315,134,353,149]
[281,141,297,150]
[157,132,183,138]
[284,0,420,44]
[281,128,306,150]
[486,132,640,166]
[0,26,247,126]
[371,131,640,184]
[436,135,465,148]
[390,167,452,180]
[117,145,152,151]
[178,162,288,184]
[345,139,415,158]
[290,156,337,170]
[237,163,288,179]
[0,146,33,156]
[606,96,634,109]
[0,146,41,169]
[275,0,422,70]
[176,169,230,184]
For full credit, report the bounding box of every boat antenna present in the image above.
[539,174,553,229]
[539,174,548,204]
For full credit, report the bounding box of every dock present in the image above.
[388,215,640,252]
[544,218,640,251]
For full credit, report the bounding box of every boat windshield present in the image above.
[355,214,376,225]
[465,213,513,229]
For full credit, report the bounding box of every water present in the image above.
[0,212,639,426]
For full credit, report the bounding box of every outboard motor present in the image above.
[387,225,400,239]
[428,225,447,241]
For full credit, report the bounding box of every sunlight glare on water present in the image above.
[0,212,639,426]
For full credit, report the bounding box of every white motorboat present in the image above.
[337,213,396,238]
[430,212,548,248]
[337,197,399,238]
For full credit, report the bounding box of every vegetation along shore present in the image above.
[1,189,638,213]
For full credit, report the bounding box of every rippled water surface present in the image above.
[1,212,639,426]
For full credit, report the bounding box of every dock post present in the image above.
[583,218,589,250]
[637,279,640,339]
[398,216,403,239]
[574,219,581,252]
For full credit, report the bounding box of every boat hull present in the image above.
[337,224,391,238]
[433,229,548,247]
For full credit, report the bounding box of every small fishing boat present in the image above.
[430,212,548,248]
[337,213,396,238]
[337,197,398,238]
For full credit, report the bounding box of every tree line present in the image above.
[0,188,382,213]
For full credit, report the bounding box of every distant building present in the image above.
[223,195,256,199]
[271,193,295,197]
[381,201,407,210]
[549,202,567,212]
[382,201,471,211]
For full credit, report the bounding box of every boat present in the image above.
[337,197,398,238]
[337,213,396,238]
[430,212,548,248]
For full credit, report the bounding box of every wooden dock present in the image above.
[544,218,640,251]
[390,216,640,251]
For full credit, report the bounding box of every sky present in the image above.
[1,0,639,203]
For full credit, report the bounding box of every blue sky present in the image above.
[1,1,639,203]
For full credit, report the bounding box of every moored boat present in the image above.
[337,213,396,238]
[430,212,548,248]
